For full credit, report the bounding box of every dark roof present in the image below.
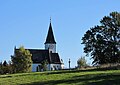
[15,49,61,64]
[15,49,50,63]
[45,22,56,44]
[49,53,61,64]
[28,49,50,63]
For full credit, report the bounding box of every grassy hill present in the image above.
[0,69,120,85]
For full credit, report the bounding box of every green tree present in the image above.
[7,61,14,74]
[2,60,9,74]
[3,60,7,66]
[77,56,87,68]
[11,46,32,73]
[41,60,48,71]
[0,61,14,74]
[0,62,3,74]
[82,12,120,65]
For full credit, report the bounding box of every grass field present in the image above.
[0,69,120,85]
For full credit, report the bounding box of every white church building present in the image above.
[15,19,64,72]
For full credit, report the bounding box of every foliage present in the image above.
[7,61,14,74]
[3,60,8,66]
[77,56,87,68]
[0,62,3,74]
[41,60,48,71]
[82,12,120,65]
[0,61,13,74]
[0,70,120,85]
[11,46,32,73]
[2,61,9,74]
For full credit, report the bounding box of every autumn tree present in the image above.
[82,12,120,65]
[11,46,32,73]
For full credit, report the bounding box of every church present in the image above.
[15,19,64,72]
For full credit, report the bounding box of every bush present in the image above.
[77,56,88,68]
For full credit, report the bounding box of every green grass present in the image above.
[0,69,120,85]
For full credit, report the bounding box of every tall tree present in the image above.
[82,12,120,65]
[11,46,32,73]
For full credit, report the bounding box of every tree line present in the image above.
[0,46,48,74]
[0,46,32,74]
[0,61,13,74]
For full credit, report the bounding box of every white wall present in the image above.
[47,64,51,71]
[32,63,63,72]
[45,44,56,53]
[61,63,64,69]
[32,64,41,72]
[32,64,51,72]
[49,64,62,70]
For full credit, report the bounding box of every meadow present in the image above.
[0,69,120,85]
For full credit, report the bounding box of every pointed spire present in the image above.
[45,18,56,44]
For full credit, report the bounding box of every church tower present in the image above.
[45,19,56,53]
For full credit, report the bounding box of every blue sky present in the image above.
[0,0,120,68]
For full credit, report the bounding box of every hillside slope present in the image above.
[0,70,120,85]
